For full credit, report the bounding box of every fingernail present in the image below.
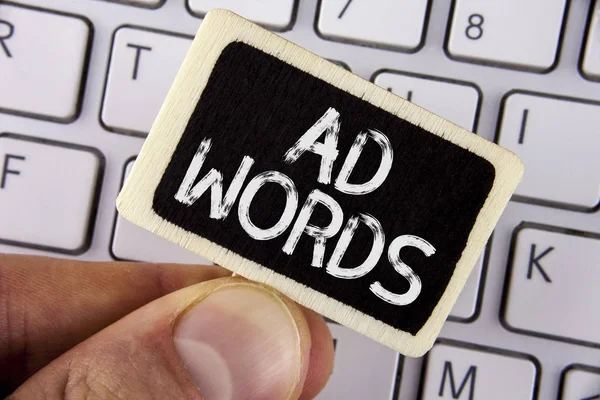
[173,284,306,400]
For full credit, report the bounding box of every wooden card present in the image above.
[116,9,523,357]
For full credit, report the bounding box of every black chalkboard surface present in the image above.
[117,9,523,357]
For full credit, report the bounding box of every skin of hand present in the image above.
[0,254,334,399]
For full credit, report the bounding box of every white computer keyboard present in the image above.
[0,1,599,399]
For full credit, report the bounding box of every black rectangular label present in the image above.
[152,42,494,335]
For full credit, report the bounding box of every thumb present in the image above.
[9,277,317,400]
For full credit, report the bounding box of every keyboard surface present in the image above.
[0,1,599,399]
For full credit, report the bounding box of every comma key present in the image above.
[0,134,103,254]
[0,3,91,122]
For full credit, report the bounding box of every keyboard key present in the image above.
[373,71,480,131]
[420,341,539,400]
[0,4,91,121]
[187,0,296,31]
[582,0,600,80]
[317,0,429,51]
[101,27,192,136]
[502,223,600,347]
[449,254,484,321]
[112,160,211,264]
[0,134,102,253]
[496,91,600,210]
[560,364,600,400]
[316,323,400,399]
[446,0,567,71]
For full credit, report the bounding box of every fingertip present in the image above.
[172,278,312,400]
[299,307,335,399]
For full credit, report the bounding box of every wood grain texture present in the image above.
[116,9,523,357]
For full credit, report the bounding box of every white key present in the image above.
[316,323,400,399]
[582,0,600,80]
[420,341,538,400]
[503,224,600,346]
[447,0,567,71]
[101,27,192,136]
[497,92,600,210]
[104,0,164,8]
[0,4,91,121]
[112,160,211,264]
[560,365,600,400]
[187,0,296,31]
[449,255,484,321]
[0,134,101,253]
[373,72,480,131]
[317,0,429,51]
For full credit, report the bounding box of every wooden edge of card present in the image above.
[116,9,524,357]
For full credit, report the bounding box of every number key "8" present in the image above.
[465,13,484,40]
